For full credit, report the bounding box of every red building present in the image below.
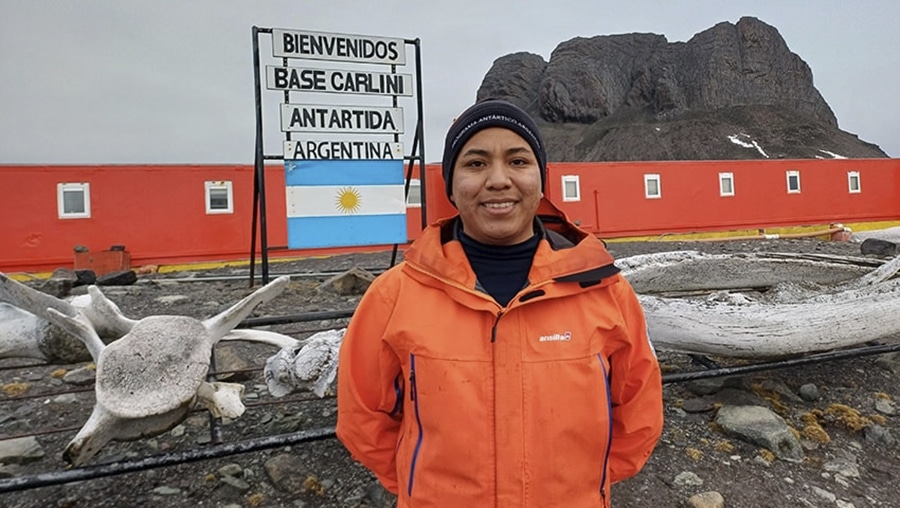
[2,159,898,274]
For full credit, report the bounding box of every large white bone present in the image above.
[27,276,291,466]
[623,251,900,358]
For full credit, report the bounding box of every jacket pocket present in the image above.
[522,352,613,506]
[395,353,494,504]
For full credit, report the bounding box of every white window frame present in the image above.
[644,173,661,199]
[57,182,91,219]
[561,175,581,202]
[847,171,861,194]
[205,180,234,214]
[405,178,422,207]
[786,170,801,194]
[719,172,735,197]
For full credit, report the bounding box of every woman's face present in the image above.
[450,127,543,245]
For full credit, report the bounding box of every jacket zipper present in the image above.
[407,354,423,497]
[490,311,504,343]
[596,354,613,500]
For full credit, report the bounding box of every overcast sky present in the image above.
[1,0,897,165]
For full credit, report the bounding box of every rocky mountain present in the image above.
[476,17,887,161]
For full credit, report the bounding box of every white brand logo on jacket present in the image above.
[539,331,572,342]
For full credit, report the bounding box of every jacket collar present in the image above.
[406,197,619,287]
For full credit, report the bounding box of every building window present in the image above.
[786,170,801,194]
[644,174,661,199]
[561,175,581,201]
[57,182,91,219]
[205,181,233,214]
[719,172,735,197]
[406,178,422,207]
[848,171,861,193]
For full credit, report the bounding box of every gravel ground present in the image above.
[1,237,898,508]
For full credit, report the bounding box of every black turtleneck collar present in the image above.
[457,222,539,307]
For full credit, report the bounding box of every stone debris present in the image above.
[715,405,805,462]
[874,397,895,415]
[0,436,45,464]
[860,238,898,257]
[864,424,896,448]
[62,365,96,386]
[688,491,725,508]
[96,270,138,286]
[265,453,310,494]
[213,345,253,382]
[673,471,704,487]
[317,266,375,295]
[155,294,190,305]
[798,383,820,401]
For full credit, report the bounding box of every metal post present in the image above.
[414,39,427,229]
[249,26,262,287]
[251,27,271,284]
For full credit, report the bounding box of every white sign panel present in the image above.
[284,140,404,160]
[266,66,413,96]
[272,29,406,65]
[281,104,404,133]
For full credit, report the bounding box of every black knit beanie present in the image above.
[442,99,547,201]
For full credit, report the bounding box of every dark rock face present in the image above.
[476,17,887,161]
[476,51,547,112]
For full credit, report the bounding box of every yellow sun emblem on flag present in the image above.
[335,187,362,214]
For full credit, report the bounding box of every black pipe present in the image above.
[0,427,336,493]
[662,341,900,384]
[237,308,355,327]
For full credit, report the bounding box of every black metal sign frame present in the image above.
[249,26,427,285]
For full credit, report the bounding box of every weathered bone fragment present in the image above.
[196,381,246,419]
[265,328,345,398]
[619,251,900,358]
[222,329,302,349]
[618,251,883,295]
[0,304,55,360]
[0,273,137,362]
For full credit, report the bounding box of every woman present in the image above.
[337,99,663,507]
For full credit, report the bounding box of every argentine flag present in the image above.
[285,160,407,249]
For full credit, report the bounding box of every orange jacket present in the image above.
[337,200,663,507]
